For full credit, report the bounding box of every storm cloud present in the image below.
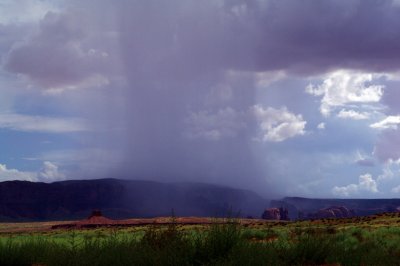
[3,0,400,197]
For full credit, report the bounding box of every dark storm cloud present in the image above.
[111,0,400,75]
[8,0,400,84]
[4,11,119,90]
[4,0,400,195]
[245,0,400,74]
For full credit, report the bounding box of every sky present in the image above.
[2,0,400,198]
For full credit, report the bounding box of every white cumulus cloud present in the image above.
[332,184,358,197]
[252,105,306,142]
[185,105,306,142]
[370,115,400,129]
[0,0,60,24]
[332,173,378,197]
[0,113,88,133]
[0,164,37,182]
[337,109,370,120]
[38,161,65,182]
[306,70,384,116]
[0,161,64,182]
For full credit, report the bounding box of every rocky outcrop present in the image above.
[309,206,354,219]
[79,210,115,225]
[270,200,298,220]
[279,197,400,218]
[262,208,280,220]
[262,207,289,220]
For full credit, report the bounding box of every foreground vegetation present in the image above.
[2,213,400,265]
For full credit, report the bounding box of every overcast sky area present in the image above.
[3,0,400,198]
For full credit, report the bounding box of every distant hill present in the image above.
[271,197,400,219]
[0,179,269,221]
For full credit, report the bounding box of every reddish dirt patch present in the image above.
[0,212,281,234]
[51,216,271,229]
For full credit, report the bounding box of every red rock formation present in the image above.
[261,207,289,220]
[88,210,103,219]
[262,208,281,220]
[77,210,114,225]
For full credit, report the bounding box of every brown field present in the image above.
[2,212,399,234]
[0,217,276,234]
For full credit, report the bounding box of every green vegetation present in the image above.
[2,214,400,265]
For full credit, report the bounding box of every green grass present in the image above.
[2,213,400,265]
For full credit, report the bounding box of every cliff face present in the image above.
[271,197,400,219]
[261,208,281,220]
[309,206,355,219]
[0,179,269,221]
[261,207,289,220]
